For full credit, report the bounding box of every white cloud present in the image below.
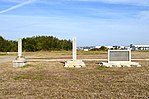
[67,0,149,6]
[0,0,36,14]
[0,0,28,3]
[137,11,149,20]
[102,0,149,6]
[1,0,149,6]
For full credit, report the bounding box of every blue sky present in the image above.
[0,0,149,46]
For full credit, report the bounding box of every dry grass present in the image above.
[0,61,149,99]
[0,51,149,98]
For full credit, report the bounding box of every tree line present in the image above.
[91,46,108,51]
[0,36,72,52]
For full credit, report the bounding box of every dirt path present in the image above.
[0,56,16,63]
[1,55,149,63]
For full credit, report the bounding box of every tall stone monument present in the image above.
[73,37,77,61]
[13,38,27,67]
[64,37,86,68]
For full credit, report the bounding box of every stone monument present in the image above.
[64,37,86,68]
[13,38,27,67]
[100,50,141,67]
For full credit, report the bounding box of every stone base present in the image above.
[64,60,86,68]
[99,62,141,67]
[13,56,27,67]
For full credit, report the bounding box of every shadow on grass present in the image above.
[96,66,109,70]
[0,54,8,56]
[20,64,32,68]
[65,68,78,70]
[13,74,44,80]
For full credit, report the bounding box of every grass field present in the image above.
[0,51,149,98]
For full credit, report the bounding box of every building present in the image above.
[130,44,149,50]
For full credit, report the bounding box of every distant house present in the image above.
[105,46,113,49]
[78,44,149,51]
[96,45,125,50]
[84,49,89,51]
[130,44,149,50]
[77,46,95,51]
[95,46,101,49]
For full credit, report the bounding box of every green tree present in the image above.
[99,46,108,51]
[0,35,72,52]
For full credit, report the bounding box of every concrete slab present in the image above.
[13,56,27,67]
[64,60,86,68]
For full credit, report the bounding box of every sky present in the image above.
[0,0,149,46]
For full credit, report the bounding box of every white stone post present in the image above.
[13,38,27,67]
[64,37,86,68]
[18,38,22,58]
[72,37,77,61]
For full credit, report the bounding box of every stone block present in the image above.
[100,62,141,67]
[64,60,86,68]
[13,56,27,67]
[100,50,141,67]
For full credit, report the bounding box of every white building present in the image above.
[84,49,89,51]
[95,46,101,49]
[105,46,113,49]
[131,44,149,50]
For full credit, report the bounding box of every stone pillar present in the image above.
[13,38,27,67]
[64,37,86,68]
[73,37,77,61]
[18,38,22,58]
